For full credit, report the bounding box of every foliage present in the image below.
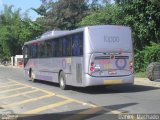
[80,0,160,50]
[144,42,160,63]
[79,3,123,26]
[0,5,43,59]
[135,72,146,78]
[134,42,160,72]
[33,0,89,30]
[123,0,160,72]
[134,50,146,72]
[122,0,160,50]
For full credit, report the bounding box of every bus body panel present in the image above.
[24,57,85,87]
[89,52,133,77]
[85,25,133,53]
[84,73,134,87]
[83,25,134,86]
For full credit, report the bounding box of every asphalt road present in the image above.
[0,66,160,120]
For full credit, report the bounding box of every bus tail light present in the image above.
[129,61,134,72]
[90,62,95,72]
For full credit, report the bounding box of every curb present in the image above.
[0,65,23,69]
[134,77,160,88]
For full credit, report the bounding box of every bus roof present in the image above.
[24,25,130,45]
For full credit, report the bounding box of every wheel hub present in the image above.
[60,78,64,87]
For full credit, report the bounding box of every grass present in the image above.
[135,71,147,78]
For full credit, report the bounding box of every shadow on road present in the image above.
[71,84,159,94]
[35,80,60,88]
[18,102,138,120]
[34,80,159,94]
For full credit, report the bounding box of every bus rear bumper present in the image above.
[84,74,134,87]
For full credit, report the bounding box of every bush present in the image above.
[134,50,146,72]
[134,42,160,72]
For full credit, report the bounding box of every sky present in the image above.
[0,0,115,20]
[0,0,42,20]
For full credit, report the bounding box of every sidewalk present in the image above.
[0,64,23,69]
[134,77,160,88]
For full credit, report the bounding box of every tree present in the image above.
[0,5,43,59]
[33,0,88,30]
[122,0,160,50]
[79,3,123,26]
[80,0,160,51]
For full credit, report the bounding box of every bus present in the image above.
[23,25,134,90]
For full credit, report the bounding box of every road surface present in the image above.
[0,66,160,120]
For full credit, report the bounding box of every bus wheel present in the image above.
[59,72,68,90]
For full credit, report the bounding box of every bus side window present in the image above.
[38,42,45,58]
[62,36,71,56]
[46,40,52,57]
[55,39,62,57]
[67,36,72,56]
[72,33,83,56]
[62,37,67,56]
[51,40,56,57]
[31,44,37,58]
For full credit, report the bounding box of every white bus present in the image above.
[23,25,134,90]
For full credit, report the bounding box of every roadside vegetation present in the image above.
[0,0,160,74]
[135,72,146,78]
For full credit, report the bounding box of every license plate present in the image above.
[104,80,122,85]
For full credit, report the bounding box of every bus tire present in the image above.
[29,69,36,82]
[146,62,160,81]
[59,71,68,90]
